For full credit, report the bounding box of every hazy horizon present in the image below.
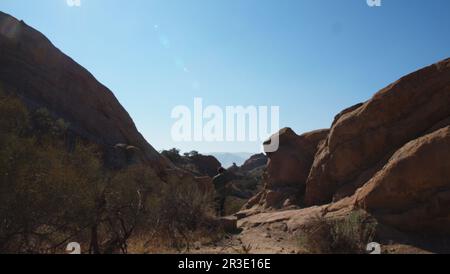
[1,0,449,154]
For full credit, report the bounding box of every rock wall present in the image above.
[356,126,450,234]
[305,58,450,206]
[243,128,329,212]
[243,58,450,236]
[0,11,166,169]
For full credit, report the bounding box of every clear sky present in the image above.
[1,0,449,153]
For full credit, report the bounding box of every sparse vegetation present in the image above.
[232,243,253,254]
[224,196,248,216]
[161,148,183,163]
[139,171,220,252]
[0,90,218,254]
[297,210,378,254]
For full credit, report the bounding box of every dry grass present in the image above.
[297,210,377,254]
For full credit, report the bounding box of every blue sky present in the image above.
[1,0,449,153]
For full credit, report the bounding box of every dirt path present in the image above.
[191,207,439,254]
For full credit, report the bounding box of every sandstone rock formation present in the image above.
[2,9,449,252]
[239,57,450,241]
[356,126,450,235]
[242,128,329,212]
[0,11,166,170]
[305,58,450,206]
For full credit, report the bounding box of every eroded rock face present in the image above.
[355,126,450,234]
[0,12,166,169]
[243,128,329,211]
[266,128,329,189]
[240,58,450,240]
[305,58,450,206]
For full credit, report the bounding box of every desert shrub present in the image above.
[0,91,220,254]
[0,92,143,253]
[224,196,248,216]
[0,137,102,253]
[140,173,219,251]
[297,210,378,254]
[91,166,220,253]
[0,91,29,135]
[161,148,183,163]
[31,108,69,138]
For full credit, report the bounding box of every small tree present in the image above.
[161,148,182,163]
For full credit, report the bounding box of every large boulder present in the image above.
[305,58,450,206]
[355,126,450,235]
[242,128,329,212]
[0,11,167,170]
[266,128,329,190]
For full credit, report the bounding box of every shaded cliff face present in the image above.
[0,12,165,169]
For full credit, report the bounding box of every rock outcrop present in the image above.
[3,9,450,250]
[0,11,167,170]
[161,149,222,177]
[265,128,329,191]
[240,57,450,240]
[189,154,222,177]
[242,128,329,212]
[305,58,450,206]
[356,126,450,235]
